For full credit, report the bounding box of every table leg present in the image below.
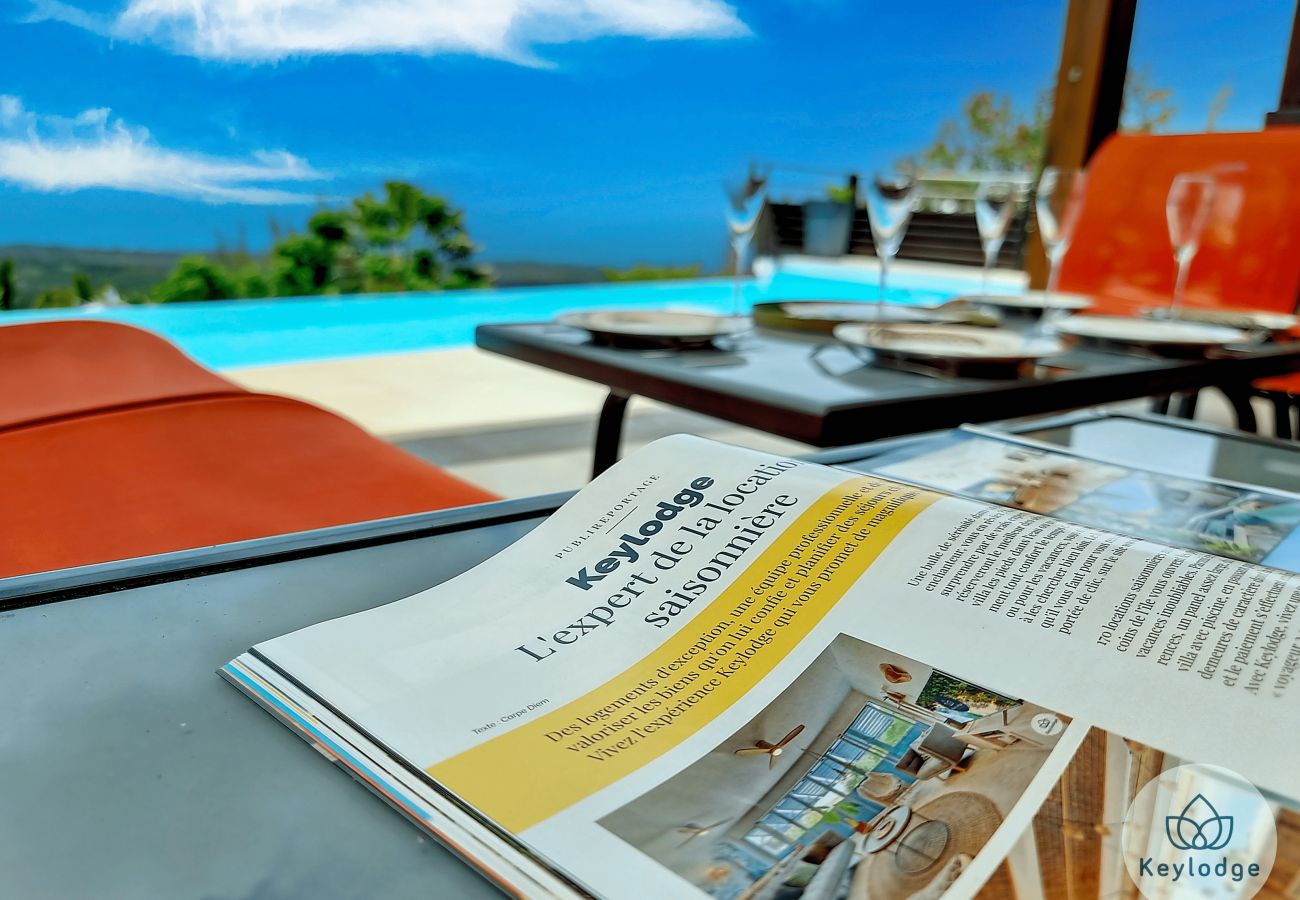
[1270,394,1295,440]
[1172,390,1199,419]
[592,390,631,479]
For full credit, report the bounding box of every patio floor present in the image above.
[225,345,1258,499]
[226,347,812,497]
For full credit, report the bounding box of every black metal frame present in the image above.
[476,323,1300,476]
[1253,385,1299,440]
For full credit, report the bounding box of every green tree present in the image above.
[239,269,271,299]
[915,91,1050,173]
[151,181,489,301]
[345,181,489,293]
[602,264,702,282]
[272,234,337,296]
[1121,67,1177,133]
[0,259,16,311]
[72,271,95,303]
[1205,84,1233,132]
[34,287,78,308]
[152,256,239,303]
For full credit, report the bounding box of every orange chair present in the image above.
[0,320,244,429]
[1058,128,1300,318]
[0,394,498,578]
[1058,129,1300,434]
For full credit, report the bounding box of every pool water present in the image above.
[0,267,999,370]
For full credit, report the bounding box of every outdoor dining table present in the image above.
[475,321,1300,477]
[1,410,1295,899]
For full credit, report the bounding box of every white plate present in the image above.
[1143,307,1299,332]
[1056,315,1250,347]
[959,291,1094,312]
[782,302,936,323]
[833,323,1063,361]
[556,310,749,342]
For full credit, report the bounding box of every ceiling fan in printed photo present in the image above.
[675,818,733,846]
[733,724,806,769]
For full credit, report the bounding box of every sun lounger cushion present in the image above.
[0,320,242,429]
[0,394,498,577]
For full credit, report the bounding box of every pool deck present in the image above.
[228,347,813,496]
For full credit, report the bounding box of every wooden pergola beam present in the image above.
[1027,0,1137,287]
[1267,3,1300,125]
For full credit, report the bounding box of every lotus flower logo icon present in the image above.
[1166,794,1234,851]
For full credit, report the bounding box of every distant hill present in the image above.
[0,245,619,305]
[0,244,187,305]
[482,260,606,286]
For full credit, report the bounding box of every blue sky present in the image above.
[0,0,1293,268]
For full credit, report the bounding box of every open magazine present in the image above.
[222,435,1300,899]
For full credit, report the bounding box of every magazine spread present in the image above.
[222,435,1300,899]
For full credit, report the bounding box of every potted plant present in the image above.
[802,184,856,257]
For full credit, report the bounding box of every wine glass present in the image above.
[1035,166,1087,331]
[1165,172,1217,317]
[864,171,917,325]
[974,178,1018,298]
[723,167,769,317]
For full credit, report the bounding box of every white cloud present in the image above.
[0,96,324,204]
[33,0,749,64]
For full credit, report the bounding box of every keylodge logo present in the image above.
[1165,794,1234,851]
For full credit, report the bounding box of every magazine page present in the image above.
[864,428,1300,572]
[237,435,1300,899]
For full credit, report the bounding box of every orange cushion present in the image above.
[0,320,242,428]
[1255,374,1300,395]
[0,394,498,577]
[1059,128,1300,317]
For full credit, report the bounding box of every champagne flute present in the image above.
[974,178,1017,298]
[1165,172,1217,317]
[1035,166,1087,331]
[864,171,917,326]
[723,167,769,317]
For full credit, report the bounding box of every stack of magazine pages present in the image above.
[223,434,1300,899]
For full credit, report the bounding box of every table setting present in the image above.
[541,159,1296,387]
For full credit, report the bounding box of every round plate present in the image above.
[1143,307,1299,333]
[779,301,936,323]
[556,310,748,346]
[754,300,997,335]
[1056,315,1251,348]
[833,323,1063,362]
[959,291,1094,312]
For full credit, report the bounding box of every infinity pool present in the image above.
[0,267,999,370]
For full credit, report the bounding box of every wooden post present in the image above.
[1267,3,1300,125]
[1027,0,1137,288]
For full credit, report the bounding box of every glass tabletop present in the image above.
[1021,416,1300,494]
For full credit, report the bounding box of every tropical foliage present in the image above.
[914,74,1182,177]
[0,259,15,311]
[914,91,1050,173]
[151,182,490,302]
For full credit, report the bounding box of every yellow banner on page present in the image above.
[426,475,936,833]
